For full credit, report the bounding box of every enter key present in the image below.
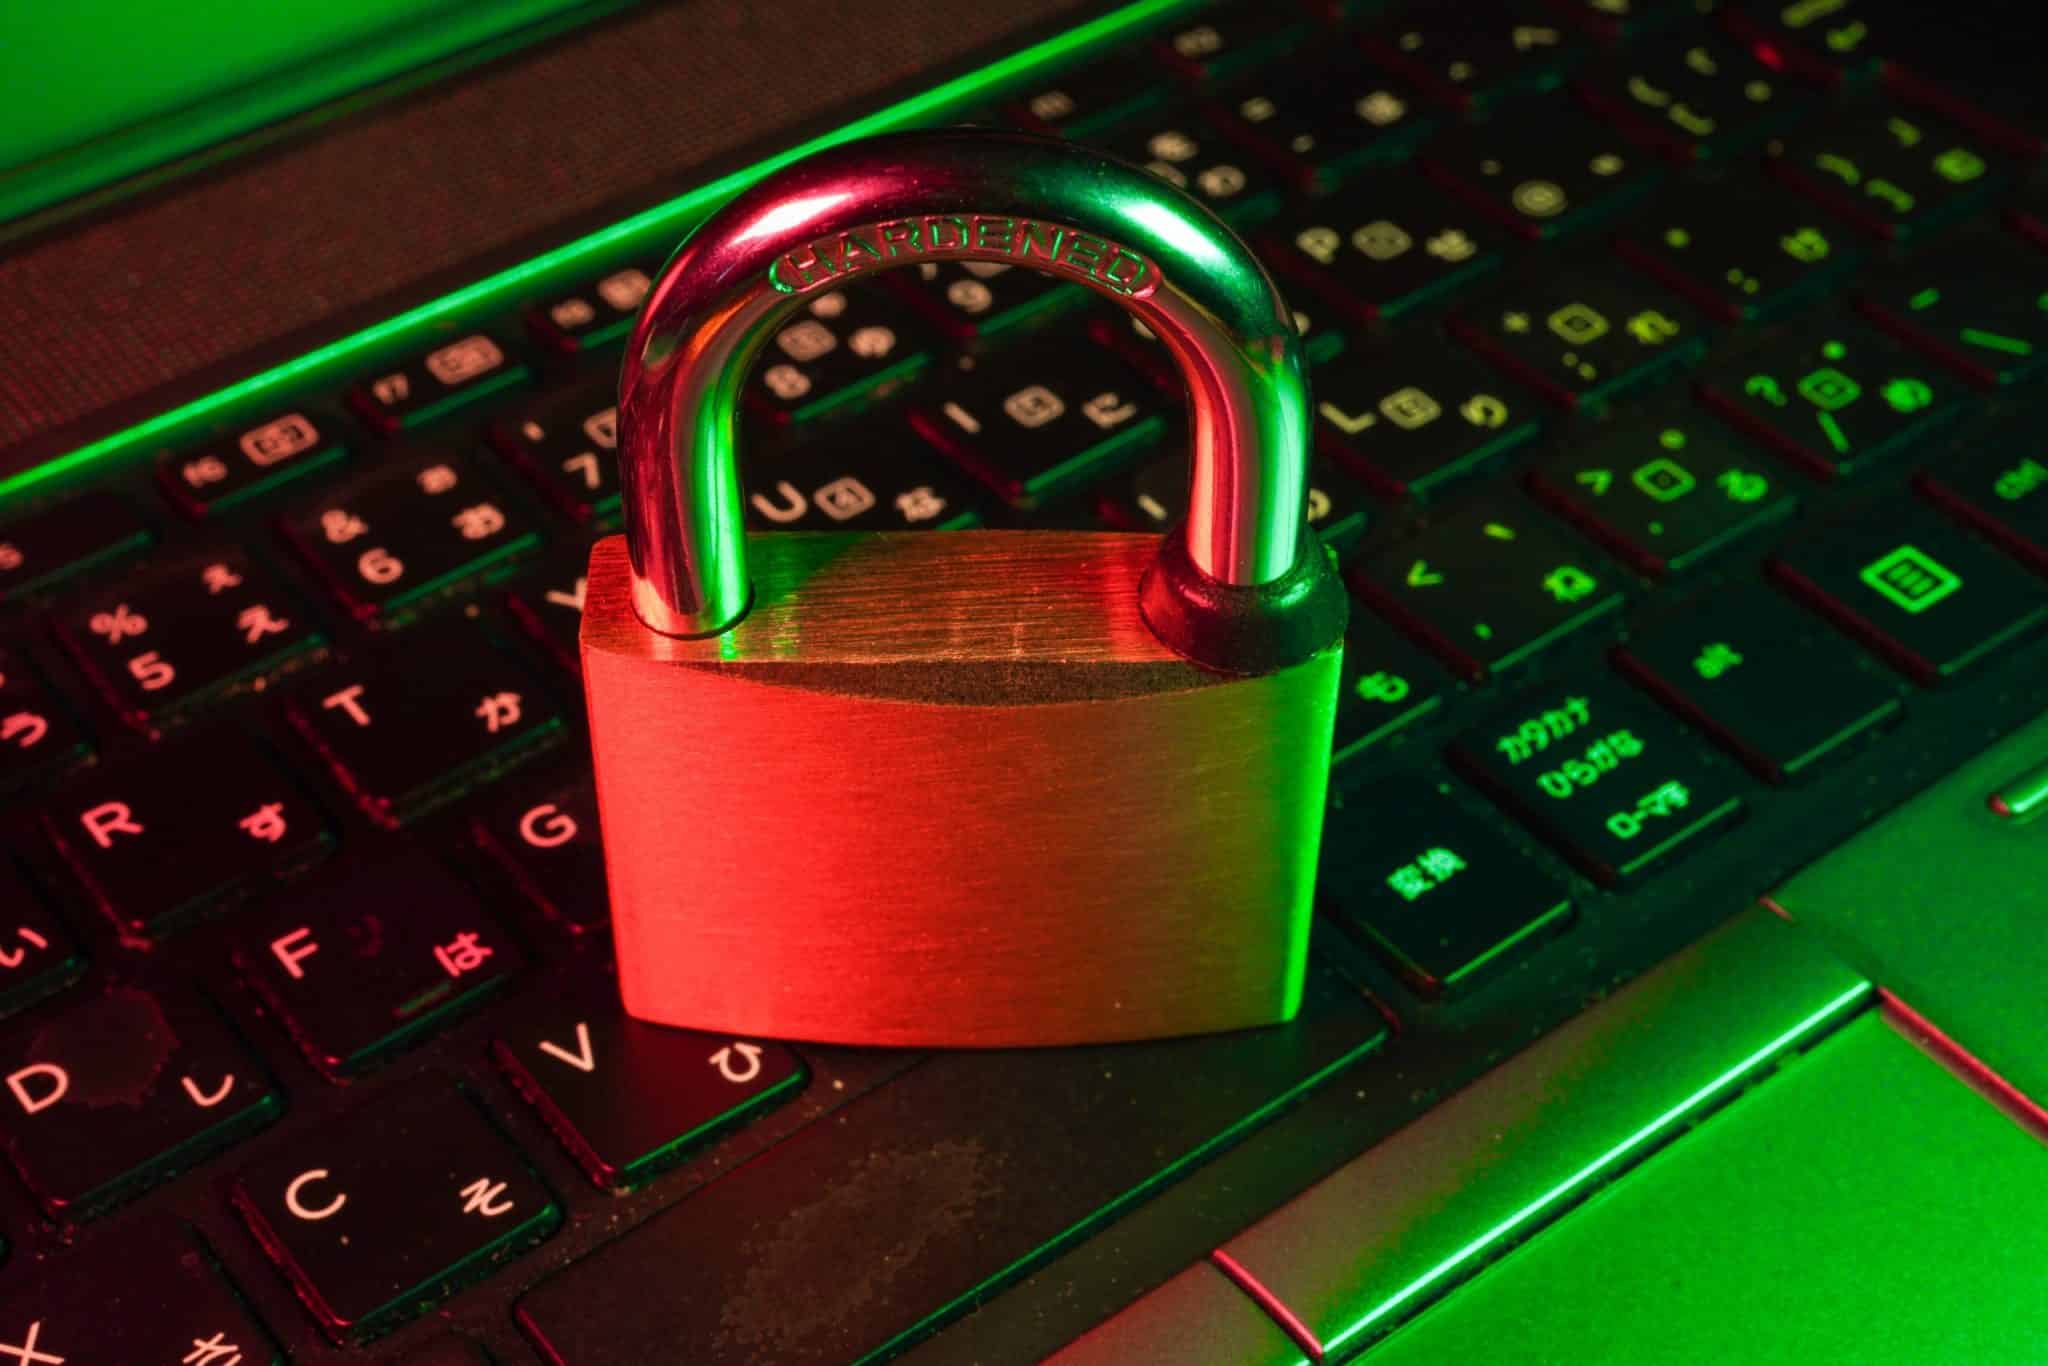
[1771,708,2048,1112]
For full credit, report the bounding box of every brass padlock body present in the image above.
[583,531,1340,1048]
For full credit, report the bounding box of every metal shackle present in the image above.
[618,127,1341,668]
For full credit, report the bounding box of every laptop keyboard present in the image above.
[1,1,2044,1362]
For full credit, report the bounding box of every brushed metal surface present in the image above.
[582,532,1342,1047]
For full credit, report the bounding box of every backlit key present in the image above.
[0,985,279,1218]
[1321,783,1571,997]
[42,730,330,937]
[1452,674,1745,883]
[52,547,323,734]
[347,332,530,435]
[1616,585,1902,781]
[1770,500,2048,682]
[1528,401,1797,573]
[1352,495,1623,678]
[160,408,347,517]
[284,620,562,827]
[1695,313,1963,478]
[231,1077,557,1340]
[494,993,804,1190]
[234,850,523,1077]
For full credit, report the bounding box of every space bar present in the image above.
[515,963,1385,1365]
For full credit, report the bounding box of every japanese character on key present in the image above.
[184,1332,243,1365]
[1415,847,1466,882]
[435,932,495,978]
[1385,864,1432,902]
[474,692,522,733]
[238,803,289,844]
[0,926,49,970]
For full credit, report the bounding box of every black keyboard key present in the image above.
[1770,500,2048,682]
[1767,105,2005,241]
[1614,176,1859,321]
[1528,401,1797,572]
[494,995,805,1191]
[1312,342,1539,498]
[1919,408,2048,575]
[1112,450,1368,557]
[52,548,322,734]
[889,260,1080,343]
[473,765,609,933]
[911,332,1166,507]
[1154,7,1307,87]
[1616,586,1903,780]
[1695,314,1965,478]
[1321,783,1571,997]
[232,1077,558,1341]
[749,284,934,425]
[1453,259,1704,409]
[285,621,561,827]
[1452,674,1745,883]
[1577,28,1808,162]
[160,408,348,517]
[1365,3,1584,111]
[1267,172,1507,323]
[1858,233,2048,388]
[1333,621,1451,760]
[347,332,531,435]
[514,966,1384,1365]
[0,1216,283,1364]
[1095,114,1281,224]
[747,419,987,532]
[234,851,524,1077]
[0,985,278,1218]
[491,378,622,522]
[1352,495,1623,678]
[1214,54,1432,192]
[501,542,592,676]
[43,731,330,938]
[1423,101,1653,240]
[526,265,654,354]
[0,860,82,1015]
[0,644,90,794]
[0,490,150,601]
[283,447,542,625]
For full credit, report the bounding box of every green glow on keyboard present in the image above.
[0,0,1189,504]
[1321,978,1870,1358]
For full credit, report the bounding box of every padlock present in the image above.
[583,128,1348,1047]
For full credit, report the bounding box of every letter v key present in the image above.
[538,1022,597,1072]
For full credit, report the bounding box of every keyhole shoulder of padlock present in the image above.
[609,126,1346,676]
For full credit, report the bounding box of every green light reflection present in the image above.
[2,0,1190,503]
[1325,979,1870,1356]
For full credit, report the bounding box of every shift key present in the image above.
[516,966,1384,1365]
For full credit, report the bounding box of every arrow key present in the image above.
[494,993,805,1191]
[1352,495,1624,678]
